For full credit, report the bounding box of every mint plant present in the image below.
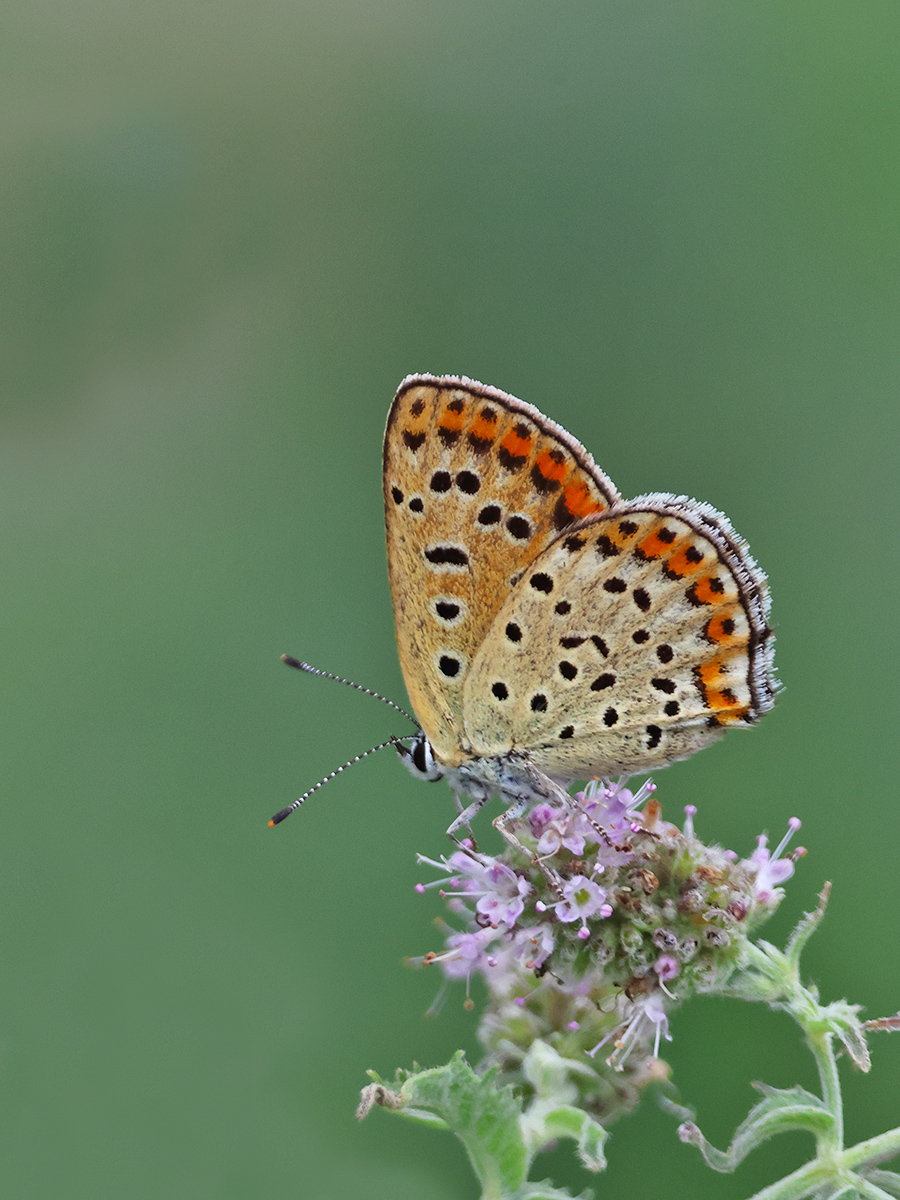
[357,781,900,1199]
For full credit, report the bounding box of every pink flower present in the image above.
[555,875,609,924]
[748,818,802,905]
[474,861,532,928]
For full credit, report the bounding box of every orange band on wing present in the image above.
[500,428,533,458]
[665,547,707,577]
[688,575,726,605]
[468,412,498,443]
[533,450,568,487]
[561,479,604,519]
[637,529,677,560]
[704,611,739,645]
[705,693,748,719]
[439,405,466,431]
[696,658,726,687]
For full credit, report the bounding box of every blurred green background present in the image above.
[3,2,899,1196]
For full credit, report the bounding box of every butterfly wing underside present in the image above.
[383,375,620,766]
[462,499,775,779]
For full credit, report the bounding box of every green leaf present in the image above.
[677,1083,835,1173]
[816,1184,863,1200]
[784,883,831,971]
[509,1183,594,1200]
[862,1169,900,1198]
[822,1001,871,1072]
[358,1053,530,1196]
[519,1041,609,1173]
[537,1106,608,1173]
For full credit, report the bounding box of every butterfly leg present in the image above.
[492,796,534,859]
[494,804,566,897]
[446,794,488,838]
[445,789,559,887]
[444,793,494,861]
[491,796,568,898]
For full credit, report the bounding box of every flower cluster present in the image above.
[414,780,803,1122]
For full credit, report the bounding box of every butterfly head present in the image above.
[396,730,445,783]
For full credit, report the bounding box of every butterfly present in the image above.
[382,374,776,835]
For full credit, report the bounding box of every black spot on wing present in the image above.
[590,673,616,691]
[633,587,651,612]
[506,515,532,540]
[425,546,469,567]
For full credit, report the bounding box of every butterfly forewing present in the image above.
[462,500,775,779]
[384,375,620,765]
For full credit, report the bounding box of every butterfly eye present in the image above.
[400,733,444,782]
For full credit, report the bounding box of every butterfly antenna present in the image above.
[269,735,415,827]
[281,655,418,726]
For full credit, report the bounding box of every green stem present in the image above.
[742,939,846,1153]
[843,1126,900,1172]
[854,1176,900,1200]
[747,1156,833,1200]
[805,1028,843,1152]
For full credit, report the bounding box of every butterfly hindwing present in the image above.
[383,375,620,765]
[461,499,775,779]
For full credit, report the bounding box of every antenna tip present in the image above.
[269,807,293,827]
[281,654,303,669]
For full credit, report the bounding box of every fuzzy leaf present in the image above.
[536,1105,608,1174]
[784,883,831,969]
[518,1041,609,1172]
[678,1083,834,1172]
[813,1184,861,1200]
[862,1169,900,1197]
[830,1006,871,1072]
[359,1053,530,1195]
[520,1039,600,1098]
[509,1183,593,1200]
